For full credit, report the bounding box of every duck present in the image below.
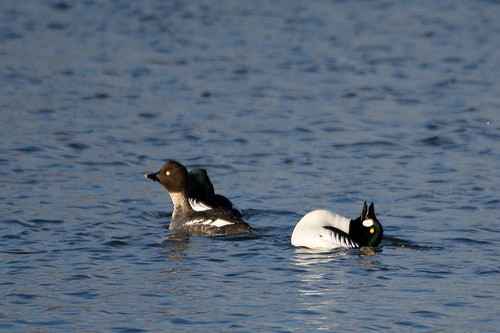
[187,168,242,217]
[144,160,253,236]
[291,202,383,250]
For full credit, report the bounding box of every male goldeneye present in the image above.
[187,169,242,217]
[145,160,253,236]
[291,202,383,250]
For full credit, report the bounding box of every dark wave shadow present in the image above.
[382,236,438,250]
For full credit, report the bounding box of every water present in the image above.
[1,0,499,331]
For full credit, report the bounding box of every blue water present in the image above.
[1,0,499,331]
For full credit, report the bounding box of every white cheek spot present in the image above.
[362,219,374,227]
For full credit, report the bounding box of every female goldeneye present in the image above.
[291,202,383,250]
[187,169,242,217]
[145,160,253,236]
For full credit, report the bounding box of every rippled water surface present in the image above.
[1,1,499,332]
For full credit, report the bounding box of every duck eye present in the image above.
[165,171,170,176]
[370,227,375,234]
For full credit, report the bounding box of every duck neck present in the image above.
[168,191,193,218]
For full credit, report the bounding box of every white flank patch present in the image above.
[207,218,234,228]
[291,210,353,250]
[185,218,205,226]
[362,219,374,227]
[189,199,212,211]
[184,217,234,228]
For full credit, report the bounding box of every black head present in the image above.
[144,160,190,193]
[188,169,215,197]
[349,202,384,247]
